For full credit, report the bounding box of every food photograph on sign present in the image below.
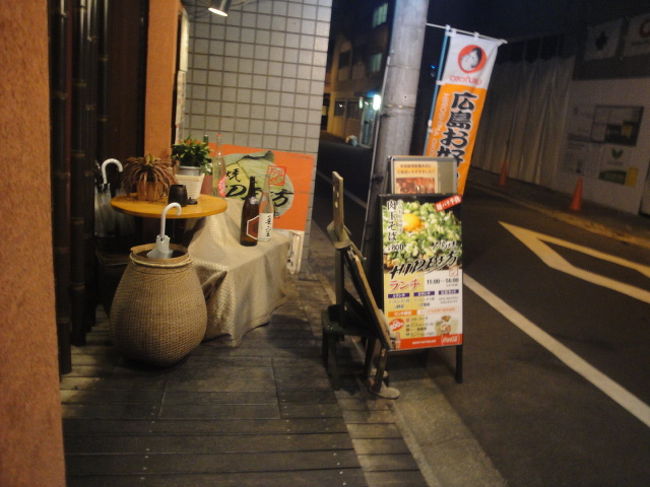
[391,156,457,195]
[380,194,463,351]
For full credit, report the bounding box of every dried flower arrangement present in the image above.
[122,154,176,201]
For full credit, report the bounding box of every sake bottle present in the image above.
[258,175,274,242]
[212,132,227,197]
[240,176,259,246]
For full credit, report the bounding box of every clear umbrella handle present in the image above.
[160,202,182,238]
[101,158,123,186]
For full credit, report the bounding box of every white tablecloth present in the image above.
[188,199,291,346]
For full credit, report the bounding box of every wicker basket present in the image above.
[109,243,207,366]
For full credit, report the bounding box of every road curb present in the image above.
[388,368,507,487]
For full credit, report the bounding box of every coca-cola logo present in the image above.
[389,319,405,331]
[458,45,487,73]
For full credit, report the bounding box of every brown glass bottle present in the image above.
[239,176,259,246]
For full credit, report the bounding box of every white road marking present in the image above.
[464,274,650,428]
[500,222,650,303]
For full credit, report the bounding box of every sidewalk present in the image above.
[466,168,650,249]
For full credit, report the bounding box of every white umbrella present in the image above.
[95,158,123,237]
[147,203,182,259]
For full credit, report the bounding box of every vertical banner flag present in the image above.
[424,31,504,194]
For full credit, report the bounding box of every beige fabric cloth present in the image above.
[188,199,291,345]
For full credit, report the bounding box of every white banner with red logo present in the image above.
[425,31,504,194]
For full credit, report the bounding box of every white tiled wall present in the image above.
[183,0,331,156]
[182,0,332,257]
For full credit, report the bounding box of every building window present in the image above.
[338,50,351,68]
[346,100,360,119]
[369,53,382,73]
[333,100,345,116]
[372,3,388,28]
[338,50,351,81]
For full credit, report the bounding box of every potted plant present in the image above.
[122,154,176,202]
[171,136,212,199]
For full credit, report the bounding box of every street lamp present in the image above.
[208,0,231,16]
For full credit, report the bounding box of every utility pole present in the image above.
[362,0,430,283]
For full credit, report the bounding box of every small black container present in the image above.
[168,184,188,206]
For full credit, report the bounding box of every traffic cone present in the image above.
[569,176,583,211]
[498,160,508,186]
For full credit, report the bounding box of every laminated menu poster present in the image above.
[391,156,457,195]
[380,194,463,350]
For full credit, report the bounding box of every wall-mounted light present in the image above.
[372,94,382,111]
[208,0,232,17]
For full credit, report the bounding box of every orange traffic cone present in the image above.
[498,160,508,186]
[569,176,583,211]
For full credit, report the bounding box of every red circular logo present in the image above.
[458,45,487,73]
[640,19,650,38]
[389,319,404,331]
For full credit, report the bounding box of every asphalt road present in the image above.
[314,139,372,247]
[313,139,650,486]
[432,187,650,487]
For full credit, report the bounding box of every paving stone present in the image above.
[61,389,163,404]
[352,438,411,455]
[63,417,350,435]
[164,366,276,392]
[66,450,361,475]
[162,391,277,405]
[364,470,428,486]
[64,432,354,454]
[346,423,402,439]
[66,469,367,487]
[357,453,420,472]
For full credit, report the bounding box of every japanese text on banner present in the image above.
[424,32,503,194]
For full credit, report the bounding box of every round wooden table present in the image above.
[111,194,228,246]
[111,194,228,219]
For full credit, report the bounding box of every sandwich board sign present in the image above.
[380,193,463,350]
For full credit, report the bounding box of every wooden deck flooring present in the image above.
[61,274,428,487]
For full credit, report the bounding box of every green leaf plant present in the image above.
[171,137,213,175]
